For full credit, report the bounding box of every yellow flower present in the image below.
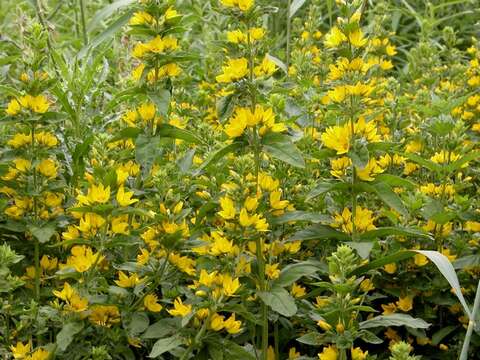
[89,305,121,327]
[129,11,155,26]
[330,157,351,178]
[414,254,429,267]
[351,347,368,360]
[36,159,57,178]
[168,297,192,317]
[144,294,163,312]
[396,296,413,312]
[254,56,277,77]
[317,320,332,331]
[53,282,88,312]
[291,282,306,298]
[348,29,368,47]
[360,278,375,292]
[138,102,156,121]
[210,313,225,331]
[77,184,111,205]
[381,302,397,315]
[332,206,376,234]
[384,263,397,274]
[265,263,280,280]
[65,245,105,273]
[222,274,241,297]
[288,347,300,359]
[321,124,351,154]
[10,341,31,359]
[216,58,248,83]
[270,190,289,210]
[224,313,242,334]
[325,26,347,48]
[318,345,338,360]
[28,348,50,360]
[218,196,236,220]
[356,158,384,182]
[116,187,139,207]
[6,98,21,115]
[115,271,143,288]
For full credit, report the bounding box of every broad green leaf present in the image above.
[129,312,149,334]
[269,211,330,225]
[350,250,416,276]
[362,182,408,216]
[157,124,203,144]
[289,224,349,242]
[349,144,369,169]
[149,336,183,358]
[262,133,305,168]
[297,331,334,345]
[273,261,320,287]
[359,314,430,329]
[87,0,136,32]
[149,89,171,117]
[56,322,84,352]
[357,330,383,344]
[223,340,256,360]
[27,224,56,244]
[431,326,457,345]
[135,134,163,174]
[177,149,196,173]
[193,142,244,175]
[359,227,432,241]
[306,182,349,200]
[344,242,374,259]
[447,151,480,172]
[374,174,417,190]
[289,0,307,18]
[258,286,297,317]
[142,318,179,339]
[453,255,480,270]
[402,152,442,172]
[78,10,134,59]
[415,250,471,318]
[266,54,287,73]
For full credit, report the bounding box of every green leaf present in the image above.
[56,322,84,352]
[193,142,243,175]
[289,0,307,18]
[359,227,432,241]
[269,211,330,225]
[289,224,349,242]
[296,332,331,345]
[359,314,431,329]
[142,318,179,339]
[156,124,203,144]
[262,133,305,168]
[431,326,457,345]
[149,336,183,358]
[447,151,480,172]
[135,134,163,174]
[129,312,149,334]
[357,330,383,344]
[148,89,171,117]
[223,340,256,360]
[266,54,287,74]
[349,144,369,169]
[78,10,134,59]
[258,286,297,317]
[306,182,349,200]
[359,182,408,217]
[374,174,417,190]
[402,152,442,172]
[350,250,416,276]
[27,224,56,244]
[414,250,471,318]
[344,242,374,259]
[273,261,320,287]
[177,149,196,173]
[87,0,136,32]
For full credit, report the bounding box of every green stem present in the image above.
[286,0,291,71]
[79,0,88,46]
[256,237,268,360]
[459,281,480,360]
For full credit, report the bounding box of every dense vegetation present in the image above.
[1,0,480,359]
